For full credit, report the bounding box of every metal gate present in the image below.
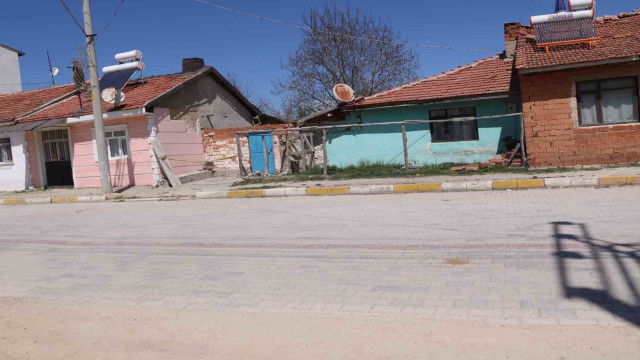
[41,129,74,186]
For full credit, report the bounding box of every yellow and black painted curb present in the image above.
[1,175,638,205]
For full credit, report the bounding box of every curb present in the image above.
[2,175,639,205]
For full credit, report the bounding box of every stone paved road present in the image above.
[0,187,639,327]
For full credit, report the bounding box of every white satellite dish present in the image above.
[51,67,59,76]
[101,87,126,104]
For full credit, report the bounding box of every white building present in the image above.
[0,44,24,95]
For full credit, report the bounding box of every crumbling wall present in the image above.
[202,124,288,176]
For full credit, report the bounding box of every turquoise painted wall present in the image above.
[325,98,520,167]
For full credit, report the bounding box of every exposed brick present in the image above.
[521,62,640,167]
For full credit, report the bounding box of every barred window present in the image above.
[0,138,12,163]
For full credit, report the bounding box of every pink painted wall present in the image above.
[25,131,42,188]
[70,116,153,188]
[155,108,205,175]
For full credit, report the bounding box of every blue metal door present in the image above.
[248,131,275,174]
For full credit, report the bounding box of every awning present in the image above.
[0,118,65,133]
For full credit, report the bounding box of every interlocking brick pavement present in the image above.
[0,187,639,326]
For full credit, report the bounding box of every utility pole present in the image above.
[82,0,113,193]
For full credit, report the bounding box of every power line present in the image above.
[195,0,500,52]
[100,0,126,36]
[57,0,88,36]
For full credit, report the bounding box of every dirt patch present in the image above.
[1,297,638,360]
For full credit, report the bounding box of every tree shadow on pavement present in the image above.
[551,221,640,327]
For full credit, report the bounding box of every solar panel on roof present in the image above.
[534,17,598,45]
[99,67,137,91]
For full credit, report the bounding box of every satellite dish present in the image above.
[101,87,126,104]
[51,67,59,76]
[333,84,355,103]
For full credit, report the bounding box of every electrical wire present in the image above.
[57,0,87,36]
[195,0,500,52]
[99,0,126,36]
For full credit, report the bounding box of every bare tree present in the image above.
[224,71,255,102]
[274,2,419,118]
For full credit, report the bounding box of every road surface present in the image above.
[1,187,639,359]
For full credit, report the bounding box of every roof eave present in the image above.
[518,55,640,74]
[0,44,25,56]
[349,93,512,111]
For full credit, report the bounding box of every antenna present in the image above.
[555,0,567,13]
[46,51,57,85]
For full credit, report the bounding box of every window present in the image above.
[577,76,639,126]
[105,129,129,159]
[429,107,478,142]
[94,125,130,160]
[0,138,12,163]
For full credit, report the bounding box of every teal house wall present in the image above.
[324,98,520,167]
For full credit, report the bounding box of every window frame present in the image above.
[576,76,640,127]
[0,137,13,164]
[428,107,479,143]
[93,124,131,161]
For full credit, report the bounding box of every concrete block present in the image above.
[599,176,628,186]
[349,186,372,195]
[442,182,467,192]
[1,198,26,205]
[306,187,349,196]
[227,190,264,198]
[492,180,518,189]
[284,188,306,196]
[627,175,640,185]
[570,177,598,187]
[517,179,544,189]
[195,191,227,199]
[77,195,106,203]
[370,185,394,194]
[466,181,492,191]
[393,184,419,193]
[417,183,442,192]
[25,197,52,205]
[51,196,78,203]
[264,188,287,197]
[544,177,571,188]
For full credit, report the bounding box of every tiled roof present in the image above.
[515,11,640,70]
[351,55,515,107]
[19,72,198,122]
[0,84,76,122]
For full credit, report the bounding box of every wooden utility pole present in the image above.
[401,124,409,170]
[322,129,328,177]
[82,0,113,193]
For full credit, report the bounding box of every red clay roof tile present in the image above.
[515,11,640,70]
[18,72,197,122]
[0,84,76,122]
[352,55,515,107]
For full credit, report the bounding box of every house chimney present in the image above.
[503,22,521,59]
[182,57,205,72]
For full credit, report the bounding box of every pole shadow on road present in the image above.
[551,221,640,327]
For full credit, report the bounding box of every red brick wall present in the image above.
[520,63,640,167]
[202,124,288,175]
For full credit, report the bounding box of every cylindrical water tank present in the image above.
[569,0,594,11]
[102,61,145,74]
[530,9,593,25]
[114,50,143,63]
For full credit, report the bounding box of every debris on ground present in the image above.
[451,143,523,171]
